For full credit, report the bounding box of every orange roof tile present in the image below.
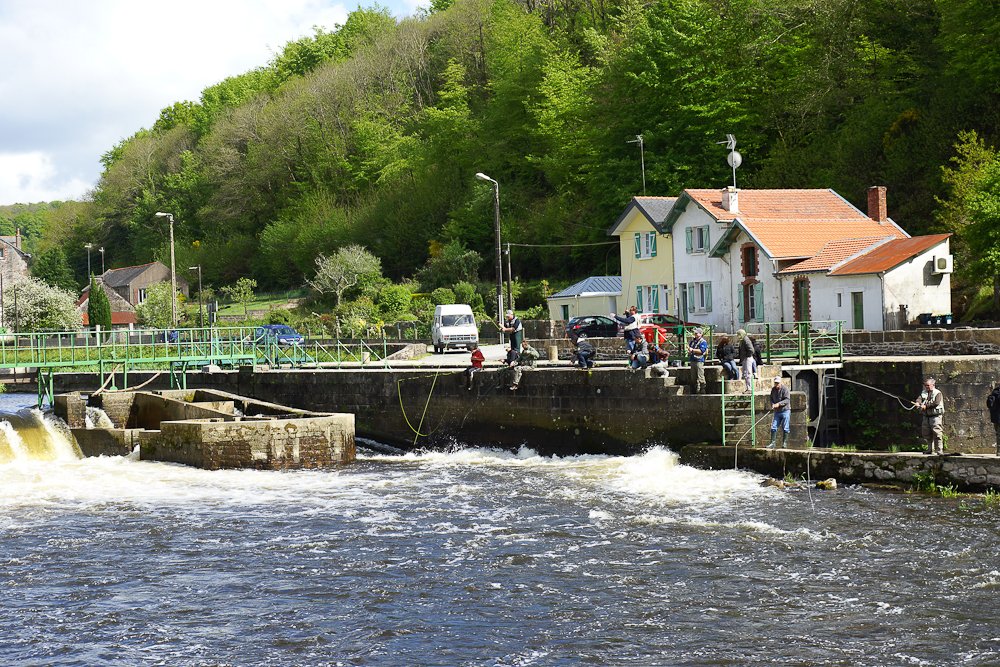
[677,189,909,259]
[778,237,894,274]
[829,234,951,275]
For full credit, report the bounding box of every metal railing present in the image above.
[742,321,844,365]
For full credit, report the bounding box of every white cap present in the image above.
[773,376,782,383]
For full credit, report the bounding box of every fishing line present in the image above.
[836,376,920,410]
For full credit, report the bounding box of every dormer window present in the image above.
[634,231,657,259]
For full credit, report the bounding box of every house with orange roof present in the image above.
[606,196,678,315]
[649,185,952,331]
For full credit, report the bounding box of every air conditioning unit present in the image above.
[933,255,953,274]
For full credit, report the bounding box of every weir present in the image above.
[51,389,355,470]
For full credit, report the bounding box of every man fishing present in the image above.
[913,377,945,455]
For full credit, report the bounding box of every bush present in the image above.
[411,297,434,320]
[268,309,291,325]
[430,287,456,305]
[453,281,476,305]
[375,283,412,316]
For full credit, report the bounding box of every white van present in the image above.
[431,304,478,354]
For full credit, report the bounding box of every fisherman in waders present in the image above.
[914,377,945,455]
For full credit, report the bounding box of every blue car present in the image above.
[255,325,304,346]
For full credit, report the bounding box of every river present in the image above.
[1,393,999,666]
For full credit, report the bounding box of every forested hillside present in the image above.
[32,0,1000,297]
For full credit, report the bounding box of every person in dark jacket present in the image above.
[737,329,755,392]
[611,306,639,353]
[767,376,791,449]
[988,382,1000,455]
[573,334,596,369]
[716,335,738,380]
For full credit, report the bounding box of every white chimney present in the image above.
[722,186,739,213]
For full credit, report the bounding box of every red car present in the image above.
[635,313,700,345]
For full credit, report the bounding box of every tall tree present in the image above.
[32,247,78,292]
[87,277,113,331]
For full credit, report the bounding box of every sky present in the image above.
[0,0,421,207]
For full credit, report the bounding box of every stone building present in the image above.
[0,231,32,285]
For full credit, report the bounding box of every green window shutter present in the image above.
[737,286,744,322]
[685,228,693,254]
[755,283,764,322]
[703,225,710,250]
[635,233,641,258]
[652,288,659,312]
[636,285,643,311]
[705,282,712,312]
[651,234,657,257]
[688,283,695,311]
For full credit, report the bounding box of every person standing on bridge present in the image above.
[914,377,945,455]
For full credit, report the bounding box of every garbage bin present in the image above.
[932,316,943,325]
[945,314,953,325]
[917,313,932,325]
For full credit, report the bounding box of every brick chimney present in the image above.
[867,186,887,223]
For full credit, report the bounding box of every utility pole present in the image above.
[189,265,204,328]
[155,212,178,328]
[84,243,93,276]
[475,173,504,344]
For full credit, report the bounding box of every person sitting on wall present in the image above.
[629,334,649,371]
[716,335,739,381]
[611,306,639,353]
[508,340,540,391]
[463,343,486,390]
[572,334,596,370]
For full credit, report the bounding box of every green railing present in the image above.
[747,321,845,365]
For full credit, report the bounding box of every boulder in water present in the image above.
[815,478,838,490]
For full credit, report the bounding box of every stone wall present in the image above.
[188,366,806,456]
[838,358,1000,454]
[842,328,1000,356]
[679,445,1000,492]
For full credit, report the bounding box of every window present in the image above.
[686,282,712,313]
[836,292,843,308]
[0,247,5,260]
[634,231,657,259]
[742,245,757,277]
[684,226,710,254]
[641,285,660,312]
[561,305,569,320]
[135,288,147,305]
[738,283,764,323]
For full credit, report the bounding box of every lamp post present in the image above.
[189,265,203,328]
[475,172,504,344]
[84,243,93,276]
[154,212,177,328]
[99,247,105,275]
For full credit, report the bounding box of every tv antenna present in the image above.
[626,134,645,195]
[716,133,742,188]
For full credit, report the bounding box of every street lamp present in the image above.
[84,243,93,277]
[98,247,105,275]
[154,212,177,328]
[189,265,203,328]
[475,172,504,344]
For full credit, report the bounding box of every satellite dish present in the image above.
[727,150,742,169]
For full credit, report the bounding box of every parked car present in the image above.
[564,315,619,342]
[431,304,478,353]
[255,324,305,346]
[635,313,700,344]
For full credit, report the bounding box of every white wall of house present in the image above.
[672,207,731,327]
[614,209,674,314]
[782,273,883,330]
[882,241,952,319]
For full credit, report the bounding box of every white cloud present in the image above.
[0,0,416,206]
[0,152,90,204]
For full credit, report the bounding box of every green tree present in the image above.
[415,240,482,290]
[87,277,113,331]
[135,281,182,329]
[32,247,77,292]
[220,277,259,318]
